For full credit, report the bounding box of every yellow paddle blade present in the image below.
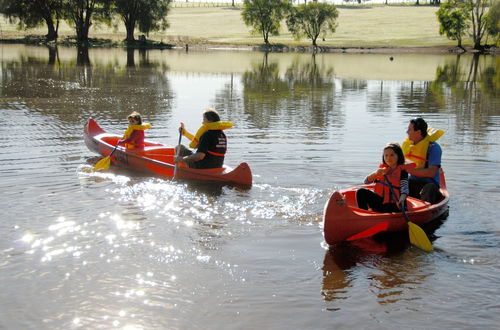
[92,156,111,171]
[408,222,433,252]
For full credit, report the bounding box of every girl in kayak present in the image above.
[356,143,411,213]
[118,111,151,149]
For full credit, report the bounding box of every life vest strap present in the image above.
[207,150,225,157]
[406,152,427,162]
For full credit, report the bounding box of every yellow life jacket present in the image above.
[123,123,152,139]
[183,121,233,149]
[402,127,444,168]
[122,123,151,149]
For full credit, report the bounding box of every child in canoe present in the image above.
[118,111,151,149]
[356,142,414,213]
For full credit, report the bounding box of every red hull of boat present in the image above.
[84,118,252,187]
[323,170,449,244]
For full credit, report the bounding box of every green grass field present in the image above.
[0,4,459,49]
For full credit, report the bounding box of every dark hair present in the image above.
[203,108,220,122]
[383,143,405,165]
[127,111,142,124]
[410,117,427,138]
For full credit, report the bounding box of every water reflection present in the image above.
[77,46,91,66]
[0,46,175,124]
[322,213,449,305]
[1,45,500,329]
[47,46,59,65]
[241,53,339,131]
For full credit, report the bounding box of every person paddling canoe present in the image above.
[174,109,233,169]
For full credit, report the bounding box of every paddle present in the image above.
[384,174,433,252]
[92,143,120,171]
[173,127,182,179]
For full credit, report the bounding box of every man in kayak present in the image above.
[174,109,233,169]
[402,117,444,204]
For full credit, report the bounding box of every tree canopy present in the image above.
[0,0,64,41]
[486,0,500,44]
[437,0,497,50]
[286,2,338,47]
[436,0,470,49]
[241,0,291,45]
[113,0,171,43]
[0,0,171,44]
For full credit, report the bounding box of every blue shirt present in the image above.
[409,142,442,186]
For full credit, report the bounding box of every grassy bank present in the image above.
[0,4,488,52]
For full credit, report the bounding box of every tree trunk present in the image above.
[45,17,58,41]
[457,37,465,51]
[76,22,90,43]
[125,19,136,42]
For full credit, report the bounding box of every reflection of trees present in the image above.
[213,73,244,122]
[0,47,174,125]
[340,79,367,92]
[240,53,343,132]
[76,47,91,66]
[241,52,290,129]
[367,81,392,114]
[396,81,444,114]
[47,46,59,66]
[396,55,499,148]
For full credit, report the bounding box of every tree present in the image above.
[113,0,171,43]
[468,0,489,50]
[241,0,291,45]
[0,0,63,41]
[437,0,493,51]
[63,0,111,43]
[286,2,338,47]
[436,0,470,50]
[486,0,500,44]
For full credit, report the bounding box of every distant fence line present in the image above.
[170,0,433,8]
[170,1,240,7]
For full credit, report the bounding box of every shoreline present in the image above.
[1,5,499,55]
[1,35,498,55]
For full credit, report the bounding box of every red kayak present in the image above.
[84,118,252,187]
[323,170,449,244]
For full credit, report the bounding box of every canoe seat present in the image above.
[407,197,432,211]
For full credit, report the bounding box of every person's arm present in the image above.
[177,152,205,163]
[399,171,409,206]
[364,167,388,184]
[406,165,439,178]
[175,133,207,163]
[119,130,140,144]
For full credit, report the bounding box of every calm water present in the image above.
[1,45,499,329]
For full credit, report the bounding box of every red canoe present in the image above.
[84,118,252,187]
[323,170,449,244]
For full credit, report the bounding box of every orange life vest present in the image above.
[374,163,414,204]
